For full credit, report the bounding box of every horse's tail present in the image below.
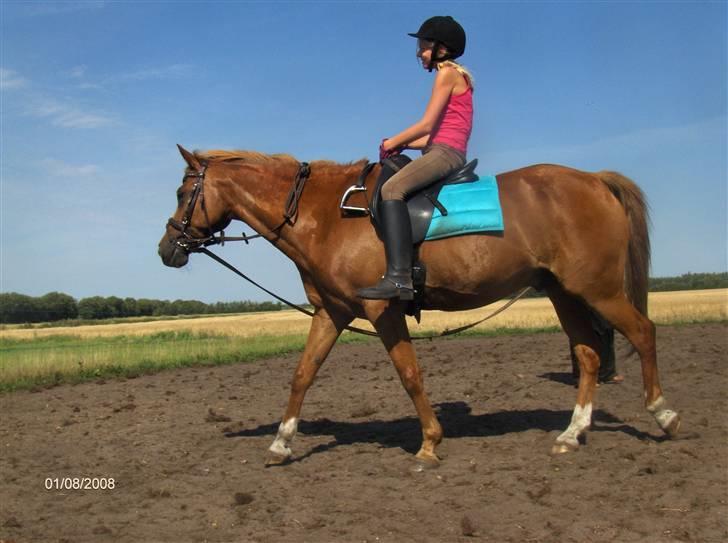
[596,171,651,317]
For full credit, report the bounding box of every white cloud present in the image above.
[28,97,116,129]
[76,82,103,90]
[58,63,194,92]
[0,68,28,90]
[42,159,100,178]
[64,66,104,90]
[111,63,192,82]
[486,116,727,172]
[67,65,87,78]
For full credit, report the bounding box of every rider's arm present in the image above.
[406,135,431,150]
[383,66,458,151]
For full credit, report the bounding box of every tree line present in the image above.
[1,272,725,324]
[649,272,727,292]
[0,292,285,324]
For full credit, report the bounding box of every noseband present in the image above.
[166,161,311,252]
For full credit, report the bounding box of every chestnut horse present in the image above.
[158,145,681,466]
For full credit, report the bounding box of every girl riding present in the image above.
[358,15,474,300]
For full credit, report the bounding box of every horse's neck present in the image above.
[280,160,367,238]
[233,160,367,265]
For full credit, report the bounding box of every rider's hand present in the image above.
[379,138,401,161]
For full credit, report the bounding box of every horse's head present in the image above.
[158,145,232,268]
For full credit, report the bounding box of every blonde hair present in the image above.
[436,60,475,89]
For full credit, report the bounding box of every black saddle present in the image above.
[340,154,479,245]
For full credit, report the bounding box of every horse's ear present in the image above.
[177,144,203,171]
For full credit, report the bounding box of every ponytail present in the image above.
[436,60,475,89]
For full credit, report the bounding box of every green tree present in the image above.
[0,292,39,323]
[122,297,139,318]
[136,299,158,316]
[39,292,78,321]
[105,296,124,318]
[78,296,116,320]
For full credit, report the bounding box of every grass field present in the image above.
[1,289,725,392]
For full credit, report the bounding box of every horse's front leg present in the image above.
[266,306,351,465]
[364,301,443,465]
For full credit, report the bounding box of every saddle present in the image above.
[340,154,480,244]
[339,155,485,320]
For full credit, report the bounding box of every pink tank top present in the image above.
[430,83,473,156]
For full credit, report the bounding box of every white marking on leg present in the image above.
[268,417,298,458]
[556,403,593,448]
[647,396,679,431]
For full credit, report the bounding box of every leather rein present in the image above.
[166,161,531,340]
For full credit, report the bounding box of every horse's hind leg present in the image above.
[590,295,681,437]
[547,287,603,454]
[364,301,443,465]
[266,306,351,466]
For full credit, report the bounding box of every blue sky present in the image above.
[1,1,726,303]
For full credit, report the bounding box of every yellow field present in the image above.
[1,289,725,341]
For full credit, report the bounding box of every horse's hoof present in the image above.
[550,441,578,455]
[411,459,440,473]
[264,451,291,467]
[414,450,441,469]
[663,414,681,438]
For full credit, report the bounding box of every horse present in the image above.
[158,145,681,466]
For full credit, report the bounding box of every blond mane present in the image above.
[194,149,298,165]
[194,149,367,172]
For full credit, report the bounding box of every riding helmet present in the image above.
[408,16,466,59]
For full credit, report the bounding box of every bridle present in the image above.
[166,161,311,252]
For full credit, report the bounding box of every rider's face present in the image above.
[416,39,448,69]
[416,39,434,68]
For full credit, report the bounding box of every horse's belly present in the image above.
[422,283,527,311]
[419,234,538,310]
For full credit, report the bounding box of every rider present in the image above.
[357,15,474,300]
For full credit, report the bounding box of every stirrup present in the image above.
[357,276,414,301]
[384,277,415,300]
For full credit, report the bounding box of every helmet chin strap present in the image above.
[427,40,452,72]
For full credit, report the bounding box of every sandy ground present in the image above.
[1,323,726,543]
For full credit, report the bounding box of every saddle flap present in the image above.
[441,159,478,185]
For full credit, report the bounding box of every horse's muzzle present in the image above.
[158,233,190,268]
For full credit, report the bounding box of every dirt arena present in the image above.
[1,323,726,543]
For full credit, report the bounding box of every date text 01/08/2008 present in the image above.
[45,477,116,490]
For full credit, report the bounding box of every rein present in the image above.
[200,246,531,340]
[168,160,532,340]
[198,246,378,338]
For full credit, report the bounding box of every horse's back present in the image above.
[496,163,628,238]
[419,164,631,308]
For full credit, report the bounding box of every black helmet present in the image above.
[408,16,466,59]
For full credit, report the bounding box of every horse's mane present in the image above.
[194,149,298,165]
[194,149,367,173]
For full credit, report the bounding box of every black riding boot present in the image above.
[357,200,414,300]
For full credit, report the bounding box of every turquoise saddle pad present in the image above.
[424,175,504,241]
